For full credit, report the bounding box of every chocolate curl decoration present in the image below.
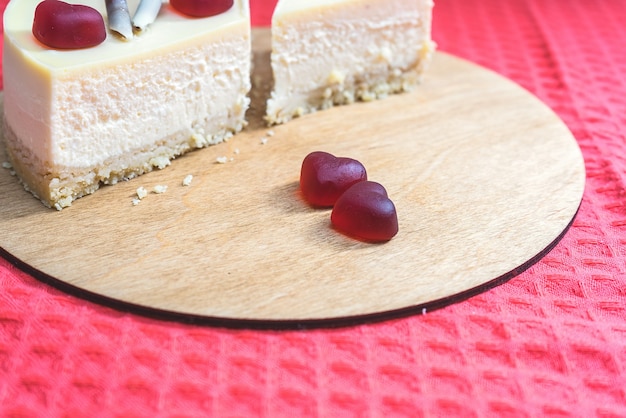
[133,0,162,32]
[106,0,133,39]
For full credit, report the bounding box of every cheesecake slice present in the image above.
[2,0,251,209]
[266,0,436,125]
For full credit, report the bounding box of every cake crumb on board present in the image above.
[153,185,168,194]
[136,186,148,200]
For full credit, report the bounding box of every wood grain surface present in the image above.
[0,29,585,328]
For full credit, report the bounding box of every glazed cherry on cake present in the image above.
[170,0,234,17]
[32,0,106,49]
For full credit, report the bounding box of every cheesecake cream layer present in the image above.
[266,0,435,125]
[3,0,251,209]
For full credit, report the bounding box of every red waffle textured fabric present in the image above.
[2,0,626,416]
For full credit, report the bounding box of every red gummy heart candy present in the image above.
[32,0,106,49]
[331,181,398,242]
[170,0,234,17]
[300,151,367,207]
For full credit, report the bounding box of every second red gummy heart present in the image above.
[331,181,399,242]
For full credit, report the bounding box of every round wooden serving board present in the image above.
[0,30,585,329]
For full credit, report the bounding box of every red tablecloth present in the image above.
[2,0,626,416]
